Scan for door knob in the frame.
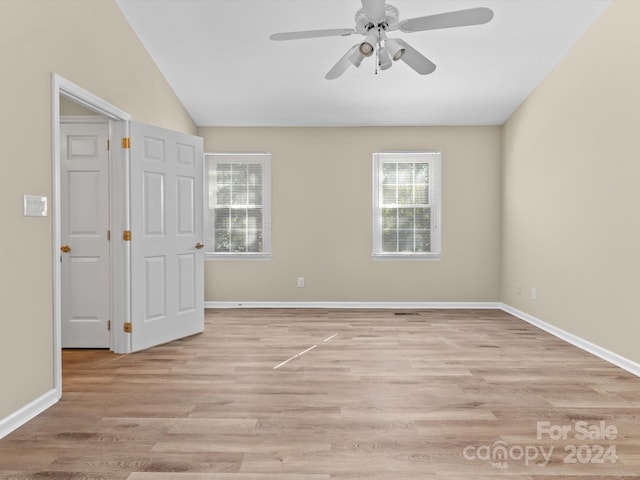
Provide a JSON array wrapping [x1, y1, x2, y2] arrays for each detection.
[[195, 242, 204, 250], [61, 244, 71, 253]]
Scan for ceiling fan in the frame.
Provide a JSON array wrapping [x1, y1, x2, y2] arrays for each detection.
[[270, 0, 494, 80]]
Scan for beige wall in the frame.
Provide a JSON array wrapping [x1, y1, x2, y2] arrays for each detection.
[[501, 0, 640, 362], [200, 126, 502, 303], [60, 97, 100, 116], [0, 0, 195, 419]]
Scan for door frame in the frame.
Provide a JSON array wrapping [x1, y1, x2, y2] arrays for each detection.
[[52, 74, 132, 398]]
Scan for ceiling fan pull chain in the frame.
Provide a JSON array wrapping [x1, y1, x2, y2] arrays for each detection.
[[375, 31, 380, 75]]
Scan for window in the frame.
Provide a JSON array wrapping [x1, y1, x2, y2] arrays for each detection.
[[372, 152, 441, 259], [205, 153, 271, 258]]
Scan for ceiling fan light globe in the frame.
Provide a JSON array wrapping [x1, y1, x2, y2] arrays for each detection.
[[359, 41, 375, 57], [385, 38, 405, 61], [359, 30, 379, 57]]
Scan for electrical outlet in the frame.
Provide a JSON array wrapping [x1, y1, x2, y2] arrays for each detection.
[[531, 287, 537, 300], [297, 277, 305, 288], [516, 283, 522, 295]]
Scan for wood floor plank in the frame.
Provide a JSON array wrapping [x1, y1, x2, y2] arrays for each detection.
[[1, 308, 640, 478], [127, 474, 331, 480]]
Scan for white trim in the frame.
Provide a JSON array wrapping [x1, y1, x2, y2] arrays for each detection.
[[54, 74, 131, 120], [205, 301, 502, 309], [51, 74, 133, 411], [0, 389, 58, 439], [501, 303, 640, 378], [60, 115, 109, 124], [372, 152, 442, 258], [204, 152, 272, 257], [205, 152, 270, 157], [372, 254, 442, 261], [109, 119, 132, 354], [205, 253, 272, 261], [51, 77, 63, 403]]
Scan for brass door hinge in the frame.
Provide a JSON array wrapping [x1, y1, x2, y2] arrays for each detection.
[[124, 322, 132, 333], [123, 230, 132, 241], [122, 137, 131, 149]]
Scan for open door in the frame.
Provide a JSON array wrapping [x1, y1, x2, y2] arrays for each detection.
[[129, 122, 204, 351]]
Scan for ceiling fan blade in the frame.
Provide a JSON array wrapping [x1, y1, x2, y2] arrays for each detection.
[[270, 28, 355, 41], [399, 7, 494, 33], [361, 0, 387, 22], [396, 39, 436, 75], [325, 45, 359, 80]]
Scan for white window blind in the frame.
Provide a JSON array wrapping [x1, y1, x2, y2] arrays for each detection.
[[205, 153, 271, 259], [372, 152, 441, 259]]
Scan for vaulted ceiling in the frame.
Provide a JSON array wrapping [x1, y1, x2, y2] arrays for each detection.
[[115, 0, 610, 127]]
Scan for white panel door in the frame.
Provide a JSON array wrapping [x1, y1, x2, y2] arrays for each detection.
[[60, 123, 111, 348], [130, 122, 204, 352]]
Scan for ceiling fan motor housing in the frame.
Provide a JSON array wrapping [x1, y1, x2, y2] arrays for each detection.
[[355, 4, 400, 34]]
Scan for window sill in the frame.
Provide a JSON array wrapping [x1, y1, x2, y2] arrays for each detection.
[[206, 253, 272, 261], [372, 253, 442, 262]]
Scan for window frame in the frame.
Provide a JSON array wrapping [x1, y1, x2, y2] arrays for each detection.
[[204, 152, 272, 260], [372, 152, 442, 260]]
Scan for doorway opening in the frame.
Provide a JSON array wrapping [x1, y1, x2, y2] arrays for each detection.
[[52, 73, 206, 398], [52, 74, 132, 398]]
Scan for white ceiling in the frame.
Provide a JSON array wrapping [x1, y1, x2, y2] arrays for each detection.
[[115, 0, 610, 127]]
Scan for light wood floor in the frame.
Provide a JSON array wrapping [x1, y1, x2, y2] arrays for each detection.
[[1, 308, 640, 479]]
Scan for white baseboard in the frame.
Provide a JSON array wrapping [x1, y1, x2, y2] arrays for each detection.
[[501, 303, 640, 378], [205, 301, 502, 309], [0, 389, 59, 439]]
